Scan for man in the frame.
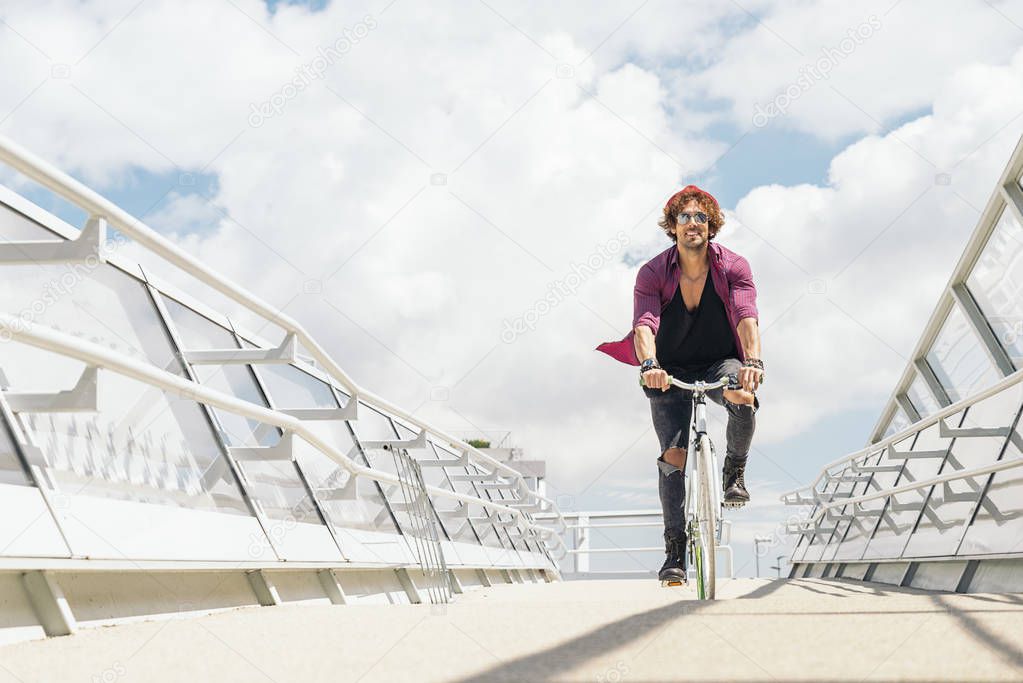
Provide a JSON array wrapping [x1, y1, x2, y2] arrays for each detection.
[[597, 184, 764, 584]]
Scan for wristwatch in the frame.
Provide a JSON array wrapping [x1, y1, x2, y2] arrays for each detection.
[[640, 358, 660, 374]]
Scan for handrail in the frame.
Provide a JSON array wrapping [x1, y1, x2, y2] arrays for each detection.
[[0, 314, 567, 559], [780, 368, 1023, 503], [552, 509, 734, 577], [0, 134, 562, 526], [806, 456, 1023, 520], [546, 509, 663, 520]]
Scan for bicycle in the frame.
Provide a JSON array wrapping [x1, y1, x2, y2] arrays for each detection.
[[639, 372, 742, 600]]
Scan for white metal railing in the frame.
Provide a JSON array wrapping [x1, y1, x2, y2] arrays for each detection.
[[0, 314, 566, 554], [0, 134, 560, 517], [782, 368, 1023, 561], [0, 134, 568, 560], [548, 510, 733, 579], [781, 368, 1023, 508]]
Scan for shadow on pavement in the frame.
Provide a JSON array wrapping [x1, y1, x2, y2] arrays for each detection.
[[454, 579, 789, 683]]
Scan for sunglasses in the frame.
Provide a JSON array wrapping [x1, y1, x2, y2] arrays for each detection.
[[676, 212, 709, 225]]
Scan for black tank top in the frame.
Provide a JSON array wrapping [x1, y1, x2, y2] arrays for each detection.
[[655, 270, 738, 374]]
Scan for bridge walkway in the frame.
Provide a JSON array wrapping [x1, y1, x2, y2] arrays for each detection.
[[0, 578, 1021, 682]]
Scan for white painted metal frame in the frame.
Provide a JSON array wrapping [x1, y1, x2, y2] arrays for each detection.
[[784, 359, 1023, 567], [784, 135, 1023, 575], [0, 314, 566, 557], [0, 133, 567, 569], [0, 134, 558, 519], [869, 135, 1023, 443], [550, 510, 734, 580]]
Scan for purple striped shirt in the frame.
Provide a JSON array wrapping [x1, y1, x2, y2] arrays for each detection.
[[596, 241, 759, 366]]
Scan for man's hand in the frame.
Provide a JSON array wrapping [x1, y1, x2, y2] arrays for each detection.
[[738, 366, 763, 393], [642, 368, 671, 392]]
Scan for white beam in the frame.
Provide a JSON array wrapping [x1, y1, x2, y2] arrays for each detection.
[[0, 215, 105, 265], [183, 333, 297, 365]]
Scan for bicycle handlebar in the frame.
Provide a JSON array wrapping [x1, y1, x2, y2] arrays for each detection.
[[638, 372, 741, 392]]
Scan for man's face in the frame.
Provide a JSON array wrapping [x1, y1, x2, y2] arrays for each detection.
[[674, 199, 709, 250]]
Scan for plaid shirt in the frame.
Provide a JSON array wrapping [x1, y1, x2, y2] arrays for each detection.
[[596, 241, 759, 366]]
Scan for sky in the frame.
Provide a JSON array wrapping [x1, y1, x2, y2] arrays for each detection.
[[2, 0, 1023, 577]]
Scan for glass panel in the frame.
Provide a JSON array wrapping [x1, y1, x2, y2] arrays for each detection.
[[903, 383, 1023, 557], [816, 471, 857, 562], [16, 344, 247, 514], [863, 418, 956, 559], [0, 268, 183, 377], [831, 451, 884, 561], [0, 201, 61, 240], [907, 375, 941, 419], [413, 446, 466, 543], [257, 364, 337, 410], [342, 403, 407, 532], [391, 422, 456, 543], [958, 387, 1023, 556], [162, 297, 329, 524], [351, 403, 399, 441], [0, 247, 249, 514], [883, 406, 911, 439], [471, 460, 522, 551], [967, 205, 1023, 368], [798, 479, 842, 563], [162, 298, 276, 447], [243, 459, 324, 526], [431, 440, 509, 547], [261, 368, 400, 536], [926, 304, 1000, 403], [791, 529, 812, 563], [0, 418, 31, 486]]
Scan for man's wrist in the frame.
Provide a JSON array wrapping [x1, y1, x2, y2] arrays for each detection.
[[742, 357, 765, 385], [743, 357, 764, 371], [640, 358, 660, 373]]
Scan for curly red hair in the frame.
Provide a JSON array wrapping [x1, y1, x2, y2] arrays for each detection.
[[657, 189, 725, 242]]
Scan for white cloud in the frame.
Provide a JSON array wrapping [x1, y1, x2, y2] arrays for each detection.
[[1, 1, 1022, 553], [692, 0, 1023, 139]]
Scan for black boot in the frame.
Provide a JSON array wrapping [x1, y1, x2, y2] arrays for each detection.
[[658, 532, 688, 584], [722, 455, 750, 506], [657, 455, 688, 584]]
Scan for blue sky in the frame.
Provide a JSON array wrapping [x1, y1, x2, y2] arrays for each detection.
[[265, 0, 329, 13], [4, 0, 1023, 578]]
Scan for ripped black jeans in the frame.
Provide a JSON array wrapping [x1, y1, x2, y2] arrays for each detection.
[[643, 358, 758, 537]]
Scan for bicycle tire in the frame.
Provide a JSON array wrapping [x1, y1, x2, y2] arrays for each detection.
[[697, 433, 717, 599], [692, 533, 705, 600]]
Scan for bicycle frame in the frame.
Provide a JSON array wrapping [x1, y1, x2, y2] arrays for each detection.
[[682, 380, 724, 543], [642, 372, 735, 598]]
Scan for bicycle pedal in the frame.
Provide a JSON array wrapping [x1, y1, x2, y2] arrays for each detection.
[[722, 500, 748, 509], [660, 579, 687, 588]]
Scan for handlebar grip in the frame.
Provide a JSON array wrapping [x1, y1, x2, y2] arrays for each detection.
[[639, 372, 673, 388]]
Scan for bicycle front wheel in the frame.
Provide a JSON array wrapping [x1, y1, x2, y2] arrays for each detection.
[[696, 433, 717, 599]]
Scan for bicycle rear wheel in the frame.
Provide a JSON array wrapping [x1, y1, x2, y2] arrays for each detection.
[[696, 433, 717, 599]]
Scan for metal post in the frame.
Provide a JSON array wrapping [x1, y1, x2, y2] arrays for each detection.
[[753, 536, 771, 578], [575, 514, 589, 574]]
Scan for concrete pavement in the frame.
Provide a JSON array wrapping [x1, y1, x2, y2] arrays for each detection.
[[0, 578, 1021, 682]]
